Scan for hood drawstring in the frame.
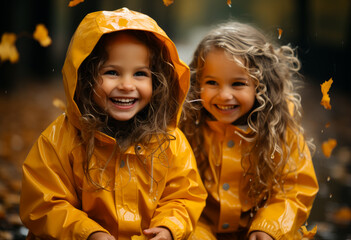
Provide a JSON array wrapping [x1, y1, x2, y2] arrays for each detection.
[[126, 155, 131, 185], [114, 154, 132, 190], [150, 154, 154, 195]]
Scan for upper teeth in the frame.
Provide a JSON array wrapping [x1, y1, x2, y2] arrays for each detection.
[[217, 105, 235, 110], [111, 98, 135, 105], [114, 98, 134, 103]]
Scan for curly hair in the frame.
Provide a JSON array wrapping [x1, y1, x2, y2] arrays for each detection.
[[180, 21, 314, 202], [75, 30, 179, 189]]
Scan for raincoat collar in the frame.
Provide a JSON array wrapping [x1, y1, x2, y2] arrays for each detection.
[[62, 8, 190, 135]]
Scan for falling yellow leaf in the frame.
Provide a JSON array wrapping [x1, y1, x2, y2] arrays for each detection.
[[320, 78, 333, 110], [277, 28, 283, 39], [131, 234, 147, 240], [333, 207, 351, 225], [322, 138, 337, 158], [0, 33, 19, 63], [33, 24, 52, 47], [68, 0, 84, 7], [52, 98, 66, 111], [227, 0, 232, 7], [301, 225, 317, 239], [163, 0, 174, 6]]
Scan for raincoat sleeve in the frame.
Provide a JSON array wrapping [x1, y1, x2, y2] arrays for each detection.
[[149, 128, 207, 240], [248, 132, 319, 239], [20, 124, 109, 240]]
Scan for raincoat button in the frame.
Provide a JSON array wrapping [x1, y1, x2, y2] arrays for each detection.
[[222, 223, 229, 229], [227, 140, 234, 148], [222, 183, 230, 190], [120, 160, 125, 168]]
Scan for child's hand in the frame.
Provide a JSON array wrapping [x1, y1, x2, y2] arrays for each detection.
[[88, 231, 116, 240], [248, 231, 273, 240], [143, 227, 172, 240]]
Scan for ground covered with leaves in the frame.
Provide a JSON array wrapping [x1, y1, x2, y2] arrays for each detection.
[[0, 80, 64, 239]]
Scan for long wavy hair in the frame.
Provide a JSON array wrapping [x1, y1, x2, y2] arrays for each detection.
[[181, 21, 314, 202], [75, 30, 179, 189]]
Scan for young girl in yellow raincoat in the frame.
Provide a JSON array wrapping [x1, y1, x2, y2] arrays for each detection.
[[181, 21, 319, 240], [19, 8, 207, 240]]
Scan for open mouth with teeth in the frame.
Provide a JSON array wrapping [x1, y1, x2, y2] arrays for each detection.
[[110, 98, 137, 106], [215, 104, 238, 110]]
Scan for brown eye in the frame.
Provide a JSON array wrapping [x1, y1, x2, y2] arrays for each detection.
[[232, 82, 246, 87], [205, 80, 217, 85], [104, 70, 118, 76], [134, 71, 148, 77]]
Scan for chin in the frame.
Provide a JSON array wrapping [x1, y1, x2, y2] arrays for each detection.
[[217, 119, 236, 124], [110, 115, 135, 122]]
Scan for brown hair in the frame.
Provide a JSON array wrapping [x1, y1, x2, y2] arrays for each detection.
[[75, 30, 180, 189]]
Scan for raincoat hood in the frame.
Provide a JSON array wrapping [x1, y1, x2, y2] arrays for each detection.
[[62, 8, 190, 130]]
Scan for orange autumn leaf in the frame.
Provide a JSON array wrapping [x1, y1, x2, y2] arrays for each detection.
[[52, 98, 66, 111], [227, 0, 232, 7], [68, 0, 84, 7], [325, 122, 331, 128], [277, 28, 283, 39], [320, 78, 333, 110], [333, 207, 351, 224], [0, 33, 19, 63], [33, 24, 52, 47], [301, 225, 317, 239], [322, 138, 337, 158], [163, 0, 174, 6]]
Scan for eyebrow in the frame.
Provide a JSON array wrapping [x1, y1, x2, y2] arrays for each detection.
[[202, 75, 248, 81], [232, 77, 249, 81], [136, 66, 151, 70], [100, 64, 150, 70], [202, 75, 216, 79]]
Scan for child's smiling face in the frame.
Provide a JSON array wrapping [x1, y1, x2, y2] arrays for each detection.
[[200, 48, 256, 124], [94, 32, 153, 122]]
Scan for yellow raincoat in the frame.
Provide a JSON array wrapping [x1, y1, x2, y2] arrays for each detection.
[[192, 121, 319, 240], [20, 8, 207, 240]]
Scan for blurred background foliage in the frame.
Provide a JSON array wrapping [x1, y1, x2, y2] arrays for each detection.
[[1, 0, 350, 91], [0, 0, 350, 239]]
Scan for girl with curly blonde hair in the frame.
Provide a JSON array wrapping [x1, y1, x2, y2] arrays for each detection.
[[181, 21, 319, 240]]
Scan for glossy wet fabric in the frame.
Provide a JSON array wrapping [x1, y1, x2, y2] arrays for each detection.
[[190, 121, 319, 240], [19, 8, 207, 240]]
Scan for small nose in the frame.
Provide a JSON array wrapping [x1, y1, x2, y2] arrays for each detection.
[[218, 88, 233, 100], [117, 77, 136, 91]]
